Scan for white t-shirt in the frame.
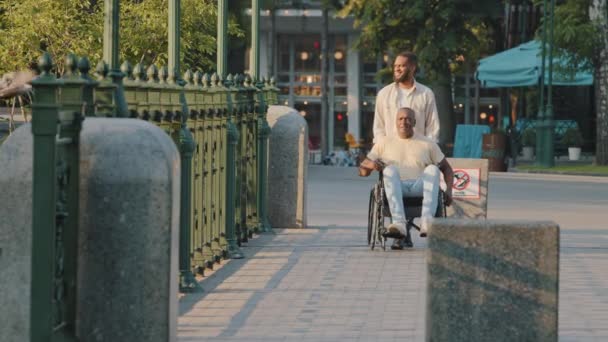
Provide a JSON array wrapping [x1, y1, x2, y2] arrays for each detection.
[[367, 134, 445, 180]]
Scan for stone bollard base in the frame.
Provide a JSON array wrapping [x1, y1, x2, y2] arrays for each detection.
[[267, 105, 308, 228], [426, 218, 559, 342]]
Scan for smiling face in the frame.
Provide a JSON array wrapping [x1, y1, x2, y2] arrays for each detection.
[[393, 55, 416, 84], [396, 108, 416, 139]]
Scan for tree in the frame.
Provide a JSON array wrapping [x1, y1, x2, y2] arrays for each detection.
[[542, 0, 608, 164], [339, 0, 501, 145], [0, 0, 243, 75]]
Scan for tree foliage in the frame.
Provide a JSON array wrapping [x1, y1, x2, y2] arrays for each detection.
[[537, 0, 608, 164], [338, 0, 501, 84], [338, 0, 501, 143], [533, 0, 601, 70], [0, 0, 244, 74]]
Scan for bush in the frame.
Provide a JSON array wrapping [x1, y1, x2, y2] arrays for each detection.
[[520, 128, 536, 147], [561, 127, 584, 147]]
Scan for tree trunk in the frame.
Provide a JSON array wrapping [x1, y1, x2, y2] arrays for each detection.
[[320, 7, 329, 156], [591, 0, 608, 165], [431, 65, 455, 148]]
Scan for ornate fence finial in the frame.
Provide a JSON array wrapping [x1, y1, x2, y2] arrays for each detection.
[[225, 73, 234, 88], [121, 61, 133, 80], [194, 71, 203, 87], [210, 73, 219, 88], [147, 65, 159, 83], [95, 61, 109, 80], [64, 53, 78, 77], [159, 65, 168, 84], [37, 52, 53, 77], [133, 63, 144, 82], [183, 69, 194, 85], [78, 57, 91, 78]]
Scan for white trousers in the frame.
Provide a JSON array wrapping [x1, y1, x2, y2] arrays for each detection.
[[383, 164, 440, 224]]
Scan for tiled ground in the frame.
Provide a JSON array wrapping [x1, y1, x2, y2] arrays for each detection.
[[178, 168, 608, 341], [179, 229, 430, 342]]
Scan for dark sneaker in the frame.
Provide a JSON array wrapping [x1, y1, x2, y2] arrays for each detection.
[[403, 233, 413, 247]]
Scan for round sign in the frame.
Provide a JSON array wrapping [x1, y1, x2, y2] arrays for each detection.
[[453, 169, 471, 191]]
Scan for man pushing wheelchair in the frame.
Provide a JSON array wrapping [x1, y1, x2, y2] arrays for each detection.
[[358, 107, 454, 249]]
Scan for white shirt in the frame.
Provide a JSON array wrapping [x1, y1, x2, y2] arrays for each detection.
[[373, 80, 440, 143], [367, 134, 445, 180]]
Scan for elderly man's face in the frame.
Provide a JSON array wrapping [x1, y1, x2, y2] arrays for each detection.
[[396, 110, 415, 138]]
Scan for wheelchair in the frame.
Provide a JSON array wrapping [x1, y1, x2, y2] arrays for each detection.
[[367, 170, 447, 250]]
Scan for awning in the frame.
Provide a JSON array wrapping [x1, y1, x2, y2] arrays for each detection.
[[475, 40, 594, 88]]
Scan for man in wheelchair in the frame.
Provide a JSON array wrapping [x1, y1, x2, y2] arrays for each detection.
[[358, 107, 454, 249]]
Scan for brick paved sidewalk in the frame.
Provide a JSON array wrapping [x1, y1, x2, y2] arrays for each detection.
[[179, 229, 430, 342], [178, 167, 608, 342]]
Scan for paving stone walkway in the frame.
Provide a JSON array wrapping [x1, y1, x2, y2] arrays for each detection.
[[178, 166, 608, 342], [179, 228, 430, 342]]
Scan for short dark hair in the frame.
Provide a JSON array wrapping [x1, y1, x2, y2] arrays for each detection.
[[395, 51, 418, 65]]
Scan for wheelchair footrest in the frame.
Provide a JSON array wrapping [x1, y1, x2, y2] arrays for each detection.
[[381, 231, 405, 239]]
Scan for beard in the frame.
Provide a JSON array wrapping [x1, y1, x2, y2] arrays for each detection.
[[394, 69, 413, 83]]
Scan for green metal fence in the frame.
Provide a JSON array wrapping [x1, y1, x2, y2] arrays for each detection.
[[29, 52, 93, 342]]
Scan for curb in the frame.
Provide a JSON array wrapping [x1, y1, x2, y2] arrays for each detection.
[[508, 167, 608, 178]]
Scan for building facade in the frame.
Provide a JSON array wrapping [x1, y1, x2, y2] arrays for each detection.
[[258, 8, 387, 152]]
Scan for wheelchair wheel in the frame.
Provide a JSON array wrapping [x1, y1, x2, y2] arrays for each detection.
[[367, 188, 374, 245], [434, 190, 447, 218], [370, 183, 386, 250]]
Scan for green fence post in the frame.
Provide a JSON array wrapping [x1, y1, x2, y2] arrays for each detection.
[[133, 63, 149, 120], [256, 77, 272, 233], [243, 75, 258, 235], [30, 52, 79, 341], [225, 107, 245, 259], [57, 55, 86, 335], [94, 61, 117, 116], [120, 61, 139, 118], [78, 57, 98, 117], [219, 73, 244, 258]]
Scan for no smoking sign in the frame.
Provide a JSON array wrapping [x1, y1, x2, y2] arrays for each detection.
[[452, 168, 480, 199]]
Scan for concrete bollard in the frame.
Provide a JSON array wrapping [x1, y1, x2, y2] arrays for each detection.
[[0, 118, 180, 341], [76, 118, 180, 341], [426, 218, 559, 342], [0, 125, 35, 342], [266, 105, 308, 228]]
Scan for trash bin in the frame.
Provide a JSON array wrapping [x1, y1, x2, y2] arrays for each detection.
[[481, 132, 507, 172]]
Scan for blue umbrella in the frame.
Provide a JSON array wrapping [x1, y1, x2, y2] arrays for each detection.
[[475, 40, 593, 88]]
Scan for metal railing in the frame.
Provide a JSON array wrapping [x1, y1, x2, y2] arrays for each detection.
[[28, 53, 279, 340]]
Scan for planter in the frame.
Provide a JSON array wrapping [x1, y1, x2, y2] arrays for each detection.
[[568, 147, 581, 161], [522, 146, 534, 160], [481, 133, 507, 172]]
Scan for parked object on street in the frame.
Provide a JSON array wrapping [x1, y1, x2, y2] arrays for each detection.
[[482, 131, 507, 171], [520, 128, 536, 160]]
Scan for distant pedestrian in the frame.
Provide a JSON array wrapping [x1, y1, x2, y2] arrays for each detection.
[[373, 51, 440, 143]]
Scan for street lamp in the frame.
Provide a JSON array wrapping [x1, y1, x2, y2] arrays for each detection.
[[537, 0, 556, 167], [542, 0, 556, 167]]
